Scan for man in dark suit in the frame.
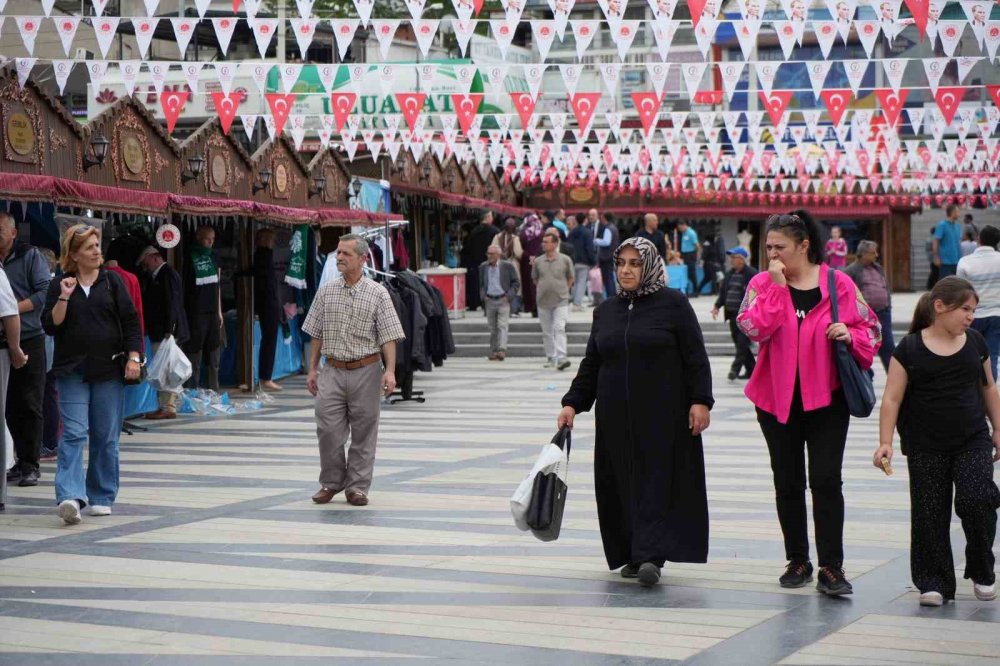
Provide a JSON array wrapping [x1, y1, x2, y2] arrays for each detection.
[[479, 245, 520, 361], [137, 246, 188, 420]]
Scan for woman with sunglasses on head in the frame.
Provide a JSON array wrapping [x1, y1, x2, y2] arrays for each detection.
[[737, 212, 882, 595]]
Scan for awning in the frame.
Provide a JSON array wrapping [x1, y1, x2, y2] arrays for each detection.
[[564, 204, 897, 220], [393, 182, 531, 216]]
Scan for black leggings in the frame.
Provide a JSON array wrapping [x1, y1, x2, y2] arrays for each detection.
[[757, 389, 850, 568]]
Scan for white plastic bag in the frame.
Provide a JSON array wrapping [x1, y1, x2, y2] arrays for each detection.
[[3, 419, 12, 472], [510, 441, 569, 531], [147, 336, 192, 393]]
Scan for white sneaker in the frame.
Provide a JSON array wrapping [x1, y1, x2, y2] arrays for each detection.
[[974, 583, 997, 601], [88, 505, 112, 517], [919, 591, 944, 607], [543, 360, 555, 368], [57, 500, 81, 525]]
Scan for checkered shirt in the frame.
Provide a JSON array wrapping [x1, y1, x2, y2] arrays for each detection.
[[302, 276, 405, 361]]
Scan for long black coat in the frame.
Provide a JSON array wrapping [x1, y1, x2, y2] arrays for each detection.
[[562, 287, 714, 569], [143, 264, 189, 344]]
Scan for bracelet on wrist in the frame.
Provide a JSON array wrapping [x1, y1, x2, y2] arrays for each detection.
[[58, 296, 69, 302]]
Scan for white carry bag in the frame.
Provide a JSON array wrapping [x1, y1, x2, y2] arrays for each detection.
[[3, 418, 12, 472], [510, 429, 570, 532], [147, 335, 192, 393]]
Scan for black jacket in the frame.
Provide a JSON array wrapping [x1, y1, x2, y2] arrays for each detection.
[[714, 265, 759, 319], [142, 263, 189, 343], [42, 269, 142, 383], [253, 246, 281, 321]]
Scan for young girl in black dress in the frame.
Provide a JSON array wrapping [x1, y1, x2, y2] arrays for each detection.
[[876, 277, 1000, 606]]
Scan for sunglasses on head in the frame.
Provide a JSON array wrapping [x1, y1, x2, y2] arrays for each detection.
[[766, 214, 804, 228]]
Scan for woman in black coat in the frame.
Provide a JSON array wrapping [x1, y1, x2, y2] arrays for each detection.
[[558, 237, 714, 587]]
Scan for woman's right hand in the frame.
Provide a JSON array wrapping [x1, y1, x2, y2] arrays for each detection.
[[60, 277, 77, 298], [557, 406, 576, 430], [873, 443, 893, 470], [768, 259, 787, 286]]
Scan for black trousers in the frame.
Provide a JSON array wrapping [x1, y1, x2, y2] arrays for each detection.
[[699, 262, 721, 295], [7, 335, 46, 473], [727, 314, 755, 377], [757, 389, 850, 568], [682, 252, 698, 295], [908, 448, 999, 599], [184, 312, 221, 392], [259, 312, 279, 382], [599, 260, 615, 298]]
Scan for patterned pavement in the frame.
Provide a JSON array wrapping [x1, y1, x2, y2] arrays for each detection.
[[1, 356, 998, 665]]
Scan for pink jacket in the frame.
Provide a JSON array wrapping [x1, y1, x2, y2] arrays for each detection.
[[737, 264, 882, 423]]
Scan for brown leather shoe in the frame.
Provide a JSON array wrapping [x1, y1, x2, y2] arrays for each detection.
[[346, 491, 369, 506], [312, 487, 337, 504], [145, 410, 176, 420]]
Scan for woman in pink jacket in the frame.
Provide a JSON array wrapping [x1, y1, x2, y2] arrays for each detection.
[[737, 212, 882, 596]]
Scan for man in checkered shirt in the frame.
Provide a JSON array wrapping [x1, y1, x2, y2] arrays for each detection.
[[303, 234, 404, 507]]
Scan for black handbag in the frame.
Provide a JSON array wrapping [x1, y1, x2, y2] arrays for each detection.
[[828, 269, 876, 418], [526, 427, 571, 542]]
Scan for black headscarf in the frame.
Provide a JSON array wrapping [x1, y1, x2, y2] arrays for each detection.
[[614, 237, 666, 300]]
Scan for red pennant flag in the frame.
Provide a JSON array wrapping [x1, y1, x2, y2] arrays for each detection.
[[875, 88, 909, 128], [819, 89, 853, 126], [934, 86, 966, 125], [688, 0, 708, 28], [904, 0, 929, 41], [211, 91, 242, 135], [631, 92, 662, 136], [232, 0, 241, 11], [759, 90, 793, 127], [395, 93, 426, 132], [265, 93, 296, 136], [473, 0, 485, 15], [160, 90, 189, 134], [569, 92, 602, 133], [986, 85, 1000, 109], [693, 91, 724, 105], [330, 92, 357, 133], [510, 92, 537, 129], [450, 94, 483, 136]]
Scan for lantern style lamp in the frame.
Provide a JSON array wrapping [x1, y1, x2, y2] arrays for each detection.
[[181, 154, 205, 184], [309, 175, 327, 198], [253, 167, 272, 194], [82, 133, 110, 171]]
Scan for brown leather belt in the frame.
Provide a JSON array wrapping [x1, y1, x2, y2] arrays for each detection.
[[327, 353, 381, 370]]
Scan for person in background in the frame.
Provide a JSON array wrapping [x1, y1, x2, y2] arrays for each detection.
[[479, 246, 519, 361], [533, 231, 574, 371], [552, 209, 569, 238], [712, 247, 758, 381], [0, 213, 51, 488], [464, 212, 499, 313], [138, 246, 188, 419], [0, 264, 27, 512], [518, 213, 545, 317], [697, 232, 726, 296], [103, 245, 145, 339], [253, 228, 283, 392], [933, 204, 964, 279], [491, 217, 524, 315], [184, 226, 223, 393], [844, 240, 895, 371], [42, 224, 141, 524], [961, 231, 978, 258], [958, 225, 1000, 380], [567, 214, 597, 310], [964, 213, 979, 243], [825, 226, 848, 269], [635, 213, 667, 260], [677, 221, 700, 297], [594, 211, 619, 298], [37, 248, 60, 463], [875, 277, 1000, 607], [738, 212, 881, 596]]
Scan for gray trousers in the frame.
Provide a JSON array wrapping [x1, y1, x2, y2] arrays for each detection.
[[0, 352, 10, 508], [315, 362, 383, 495], [572, 264, 590, 306], [484, 297, 510, 353]]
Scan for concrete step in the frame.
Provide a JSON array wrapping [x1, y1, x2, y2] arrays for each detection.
[[452, 341, 742, 358]]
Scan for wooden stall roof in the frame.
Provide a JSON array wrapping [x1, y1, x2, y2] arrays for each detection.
[[177, 118, 254, 204], [307, 147, 351, 209], [249, 135, 311, 211]]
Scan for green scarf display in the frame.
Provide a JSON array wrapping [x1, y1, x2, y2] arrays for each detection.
[[190, 245, 218, 286], [285, 225, 308, 289]]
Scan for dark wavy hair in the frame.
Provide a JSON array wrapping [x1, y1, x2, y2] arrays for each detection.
[[764, 210, 824, 265], [909, 276, 979, 334]]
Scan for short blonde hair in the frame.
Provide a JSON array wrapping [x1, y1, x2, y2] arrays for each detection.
[[60, 224, 101, 274]]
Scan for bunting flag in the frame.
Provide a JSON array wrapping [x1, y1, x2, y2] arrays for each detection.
[[631, 92, 662, 136], [451, 94, 483, 136], [54, 17, 80, 57], [160, 90, 189, 134], [905, 0, 930, 39], [171, 18, 198, 57], [412, 19, 439, 56], [211, 91, 242, 134], [265, 93, 296, 136], [211, 17, 238, 56], [52, 60, 73, 95], [371, 20, 400, 59], [396, 93, 426, 131], [875, 88, 908, 127], [248, 18, 278, 57], [15, 17, 41, 55], [760, 90, 793, 127], [511, 92, 538, 129], [330, 92, 357, 132], [132, 18, 159, 59], [93, 18, 120, 59], [570, 92, 602, 134], [820, 89, 853, 126], [331, 19, 360, 59], [290, 19, 318, 58], [934, 86, 965, 125]]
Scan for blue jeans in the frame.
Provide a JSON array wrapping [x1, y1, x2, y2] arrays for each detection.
[[55, 373, 124, 507], [876, 308, 896, 371], [972, 316, 1000, 382], [939, 264, 957, 279]]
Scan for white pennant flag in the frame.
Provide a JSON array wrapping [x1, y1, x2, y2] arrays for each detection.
[[755, 62, 778, 96], [343, 138, 359, 162], [531, 21, 558, 62], [211, 17, 237, 56], [455, 64, 478, 94], [486, 64, 509, 99], [348, 63, 366, 93], [693, 18, 718, 57], [523, 64, 547, 99], [938, 21, 965, 57], [143, 0, 160, 15], [354, 0, 375, 27], [570, 20, 600, 59], [802, 109, 822, 139], [296, 0, 314, 18], [52, 60, 74, 95], [412, 19, 439, 57], [331, 20, 359, 60], [371, 20, 400, 59], [405, 0, 427, 20], [560, 64, 582, 96], [318, 129, 331, 150], [193, 0, 212, 18], [290, 19, 318, 58], [120, 60, 140, 97], [15, 17, 41, 55], [807, 60, 832, 99], [882, 59, 906, 94], [41, 0, 55, 17], [451, 0, 473, 20], [491, 20, 518, 58], [613, 21, 642, 61], [599, 63, 621, 95], [183, 61, 204, 94], [172, 18, 199, 57], [813, 21, 838, 58], [243, 0, 261, 16], [957, 56, 981, 84], [316, 64, 337, 93], [922, 57, 948, 95], [248, 62, 271, 95], [132, 18, 159, 59], [843, 60, 867, 95], [86, 60, 109, 93], [650, 19, 679, 60], [54, 17, 80, 57], [719, 61, 744, 102], [734, 19, 761, 60], [417, 63, 438, 89], [646, 61, 670, 98], [91, 0, 108, 16], [278, 63, 302, 93], [93, 18, 119, 59], [773, 21, 798, 60], [263, 115, 276, 141], [905, 109, 923, 135], [682, 62, 708, 100], [452, 19, 476, 56], [148, 61, 168, 94], [377, 64, 396, 96], [984, 21, 1000, 61], [248, 18, 278, 58], [854, 21, 881, 57], [215, 62, 238, 96]]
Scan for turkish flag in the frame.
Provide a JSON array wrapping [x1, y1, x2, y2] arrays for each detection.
[[631, 92, 662, 136], [986, 85, 1000, 109], [232, 0, 241, 11], [473, 0, 485, 15], [904, 0, 929, 41], [934, 86, 966, 125], [819, 89, 853, 126], [451, 93, 483, 136], [160, 90, 189, 134], [875, 88, 909, 128], [510, 92, 537, 129], [693, 91, 723, 105], [759, 90, 793, 127], [211, 91, 241, 135], [265, 92, 296, 136], [570, 92, 602, 133], [395, 93, 426, 132], [330, 92, 357, 133]]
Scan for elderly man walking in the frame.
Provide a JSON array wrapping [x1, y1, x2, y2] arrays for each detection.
[[479, 245, 519, 361], [844, 240, 894, 371], [958, 225, 1000, 379], [304, 234, 405, 507], [533, 231, 574, 371]]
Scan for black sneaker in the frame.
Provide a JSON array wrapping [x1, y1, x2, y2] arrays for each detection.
[[816, 567, 853, 596], [779, 561, 814, 588], [5, 466, 22, 483], [637, 563, 661, 587], [18, 469, 39, 487], [727, 370, 738, 381]]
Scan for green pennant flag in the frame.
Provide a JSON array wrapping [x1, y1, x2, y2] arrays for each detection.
[[284, 225, 308, 289]]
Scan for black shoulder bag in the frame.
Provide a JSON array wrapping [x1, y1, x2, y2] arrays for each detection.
[[108, 273, 146, 386], [526, 427, 572, 542], [828, 269, 876, 417]]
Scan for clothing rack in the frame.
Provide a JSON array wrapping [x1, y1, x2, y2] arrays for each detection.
[[362, 265, 426, 405]]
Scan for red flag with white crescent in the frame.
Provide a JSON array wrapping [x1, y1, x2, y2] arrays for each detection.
[[688, 0, 708, 28], [819, 89, 853, 126], [265, 93, 296, 136], [569, 92, 602, 134], [395, 93, 426, 132], [473, 0, 484, 14], [160, 90, 189, 134], [510, 92, 537, 129], [330, 93, 357, 133], [934, 87, 965, 125], [986, 85, 1000, 109], [232, 0, 241, 10], [759, 90, 793, 127], [875, 88, 909, 128], [904, 0, 928, 41], [211, 91, 242, 135], [631, 92, 662, 136], [450, 94, 483, 136]]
